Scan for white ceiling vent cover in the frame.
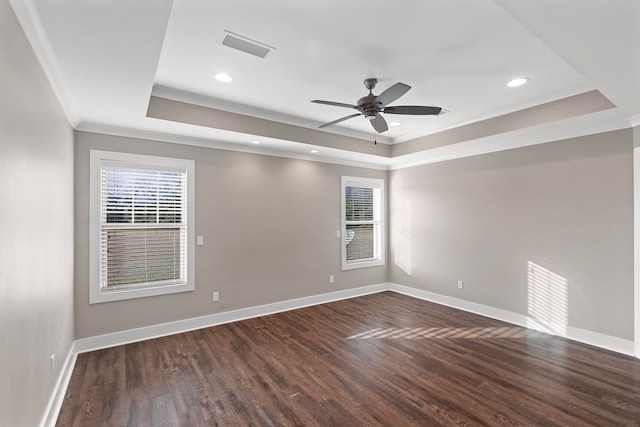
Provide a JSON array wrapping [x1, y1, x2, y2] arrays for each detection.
[[221, 31, 274, 58]]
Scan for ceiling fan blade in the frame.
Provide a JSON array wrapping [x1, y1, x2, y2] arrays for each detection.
[[370, 115, 388, 133], [319, 113, 362, 128], [311, 99, 359, 110], [375, 82, 411, 107], [383, 105, 443, 115]]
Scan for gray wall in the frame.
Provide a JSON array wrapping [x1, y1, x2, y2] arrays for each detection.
[[75, 128, 635, 341], [74, 132, 388, 338], [0, 2, 75, 426], [389, 129, 634, 339]]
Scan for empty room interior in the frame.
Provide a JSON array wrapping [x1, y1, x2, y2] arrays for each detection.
[[3, 0, 640, 426]]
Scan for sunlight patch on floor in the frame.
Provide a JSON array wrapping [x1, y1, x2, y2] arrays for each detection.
[[346, 326, 543, 340]]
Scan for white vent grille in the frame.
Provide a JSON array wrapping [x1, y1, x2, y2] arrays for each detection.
[[222, 32, 273, 58]]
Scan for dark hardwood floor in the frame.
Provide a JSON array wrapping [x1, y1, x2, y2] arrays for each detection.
[[57, 292, 640, 426]]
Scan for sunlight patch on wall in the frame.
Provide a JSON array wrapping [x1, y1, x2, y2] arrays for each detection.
[[391, 196, 412, 275], [526, 261, 569, 335], [347, 326, 544, 340]]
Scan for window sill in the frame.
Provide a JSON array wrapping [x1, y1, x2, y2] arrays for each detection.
[[89, 281, 194, 304], [342, 259, 385, 271]]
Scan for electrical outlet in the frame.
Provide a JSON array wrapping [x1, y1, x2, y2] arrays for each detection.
[[212, 291, 219, 302], [457, 280, 464, 289], [329, 275, 334, 284], [50, 353, 55, 374]]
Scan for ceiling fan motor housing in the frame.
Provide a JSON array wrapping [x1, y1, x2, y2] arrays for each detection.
[[357, 94, 380, 119]]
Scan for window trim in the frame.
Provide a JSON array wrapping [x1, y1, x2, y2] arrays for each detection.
[[341, 176, 385, 270], [89, 150, 195, 304]]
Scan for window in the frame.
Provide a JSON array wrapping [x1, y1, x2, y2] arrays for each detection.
[[341, 176, 384, 270], [90, 150, 195, 304]]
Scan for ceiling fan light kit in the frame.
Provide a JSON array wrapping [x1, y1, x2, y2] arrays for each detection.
[[312, 78, 443, 134]]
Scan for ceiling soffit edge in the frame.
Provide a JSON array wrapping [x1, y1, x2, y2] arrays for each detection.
[[151, 84, 394, 145], [391, 90, 615, 157], [74, 122, 390, 171], [629, 114, 640, 128], [79, 104, 631, 173], [388, 113, 631, 171], [146, 96, 392, 158]]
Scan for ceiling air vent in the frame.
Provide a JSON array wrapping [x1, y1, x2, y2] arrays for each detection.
[[221, 31, 274, 58]]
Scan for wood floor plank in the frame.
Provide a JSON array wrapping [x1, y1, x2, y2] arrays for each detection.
[[57, 292, 640, 426]]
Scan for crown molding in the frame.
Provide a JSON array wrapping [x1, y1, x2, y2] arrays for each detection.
[[388, 110, 632, 170], [78, 105, 632, 173], [76, 121, 391, 171], [9, 0, 81, 127]]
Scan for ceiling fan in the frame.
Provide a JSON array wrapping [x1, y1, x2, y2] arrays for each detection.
[[311, 78, 442, 133]]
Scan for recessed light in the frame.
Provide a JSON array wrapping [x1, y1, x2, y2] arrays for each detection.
[[310, 150, 319, 154], [251, 140, 261, 145], [507, 77, 529, 88], [214, 72, 233, 83], [389, 121, 401, 127]]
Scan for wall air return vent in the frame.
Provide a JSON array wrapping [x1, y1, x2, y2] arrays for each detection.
[[221, 31, 274, 58]]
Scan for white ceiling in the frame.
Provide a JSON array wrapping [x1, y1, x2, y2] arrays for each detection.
[[10, 0, 640, 168]]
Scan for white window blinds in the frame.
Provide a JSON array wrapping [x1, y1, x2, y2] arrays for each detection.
[[342, 176, 384, 270], [345, 185, 379, 261], [99, 164, 188, 290]]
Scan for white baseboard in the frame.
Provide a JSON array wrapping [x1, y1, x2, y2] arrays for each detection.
[[388, 283, 636, 357], [75, 281, 636, 357], [46, 281, 636, 426], [40, 342, 78, 427], [75, 283, 390, 353]]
